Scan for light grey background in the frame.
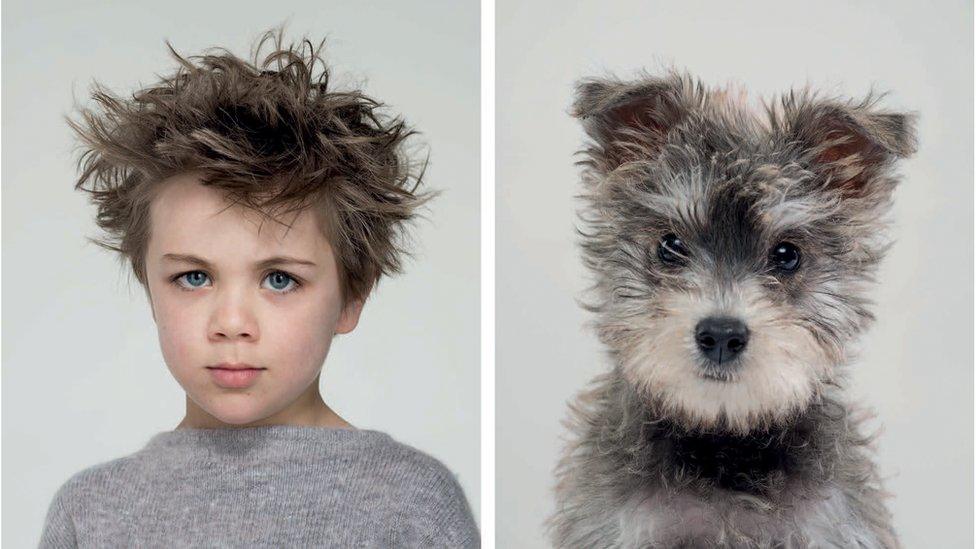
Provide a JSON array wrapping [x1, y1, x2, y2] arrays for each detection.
[[498, 0, 972, 547], [3, 1, 480, 546]]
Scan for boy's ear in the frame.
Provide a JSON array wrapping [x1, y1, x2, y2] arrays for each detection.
[[335, 298, 364, 335], [571, 72, 693, 171], [780, 93, 918, 198]]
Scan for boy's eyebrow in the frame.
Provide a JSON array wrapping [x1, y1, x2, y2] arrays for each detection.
[[162, 253, 318, 269]]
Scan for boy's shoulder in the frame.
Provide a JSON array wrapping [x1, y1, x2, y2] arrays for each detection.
[[357, 431, 479, 545], [350, 430, 464, 489], [347, 431, 474, 515], [46, 448, 145, 517], [57, 449, 143, 490]]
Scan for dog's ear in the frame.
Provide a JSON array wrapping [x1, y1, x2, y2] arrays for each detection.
[[571, 73, 693, 171], [779, 91, 918, 198]]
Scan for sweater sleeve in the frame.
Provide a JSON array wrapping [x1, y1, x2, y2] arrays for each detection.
[[38, 483, 78, 549], [393, 462, 480, 548]]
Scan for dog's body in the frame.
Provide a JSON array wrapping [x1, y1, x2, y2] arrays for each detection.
[[552, 370, 896, 548], [549, 71, 916, 548]]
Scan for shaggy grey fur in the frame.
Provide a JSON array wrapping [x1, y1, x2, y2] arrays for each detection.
[[549, 70, 917, 548]]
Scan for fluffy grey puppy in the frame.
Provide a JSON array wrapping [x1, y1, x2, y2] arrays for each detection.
[[548, 71, 917, 548]]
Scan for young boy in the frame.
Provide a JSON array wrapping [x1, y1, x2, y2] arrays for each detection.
[[39, 29, 479, 547]]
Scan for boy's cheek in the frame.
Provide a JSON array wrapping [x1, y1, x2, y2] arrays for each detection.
[[153, 302, 211, 373], [265, 323, 334, 372], [157, 324, 200, 375]]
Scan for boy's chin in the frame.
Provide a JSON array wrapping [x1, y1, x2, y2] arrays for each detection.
[[186, 395, 278, 428]]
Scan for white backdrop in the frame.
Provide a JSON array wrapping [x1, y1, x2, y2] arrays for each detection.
[[497, 0, 973, 547], [2, 1, 480, 546]]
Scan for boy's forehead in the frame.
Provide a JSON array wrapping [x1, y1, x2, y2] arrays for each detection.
[[149, 172, 330, 257]]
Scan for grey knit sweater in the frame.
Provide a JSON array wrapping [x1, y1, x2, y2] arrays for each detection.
[[38, 425, 479, 548]]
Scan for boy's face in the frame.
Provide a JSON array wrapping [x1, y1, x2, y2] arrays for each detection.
[[144, 172, 363, 428]]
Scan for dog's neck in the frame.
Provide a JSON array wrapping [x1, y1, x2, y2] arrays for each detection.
[[644, 405, 834, 496], [585, 369, 859, 501]]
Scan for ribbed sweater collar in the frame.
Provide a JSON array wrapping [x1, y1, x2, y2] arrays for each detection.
[[142, 425, 392, 462]]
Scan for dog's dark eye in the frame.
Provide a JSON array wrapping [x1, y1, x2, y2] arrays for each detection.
[[658, 233, 689, 265], [769, 242, 801, 272]]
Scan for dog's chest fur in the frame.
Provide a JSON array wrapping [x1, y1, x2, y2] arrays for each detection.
[[614, 479, 878, 548], [613, 423, 880, 547], [665, 427, 800, 494]]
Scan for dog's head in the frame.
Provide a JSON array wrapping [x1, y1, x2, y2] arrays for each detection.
[[573, 70, 916, 434]]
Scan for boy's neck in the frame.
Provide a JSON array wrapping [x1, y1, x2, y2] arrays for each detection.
[[175, 386, 353, 430]]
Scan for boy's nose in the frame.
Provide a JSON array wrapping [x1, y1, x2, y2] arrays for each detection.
[[210, 298, 258, 340], [694, 316, 749, 364]]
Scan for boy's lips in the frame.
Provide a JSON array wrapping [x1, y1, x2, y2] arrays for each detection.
[[208, 362, 266, 371], [207, 363, 265, 388]]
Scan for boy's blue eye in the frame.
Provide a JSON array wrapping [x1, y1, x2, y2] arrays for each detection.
[[172, 270, 301, 294], [263, 271, 297, 292], [181, 271, 210, 288]]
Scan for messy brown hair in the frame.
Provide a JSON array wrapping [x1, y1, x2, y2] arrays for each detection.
[[68, 27, 432, 302]]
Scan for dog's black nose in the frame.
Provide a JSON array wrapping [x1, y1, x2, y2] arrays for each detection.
[[695, 317, 749, 364]]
